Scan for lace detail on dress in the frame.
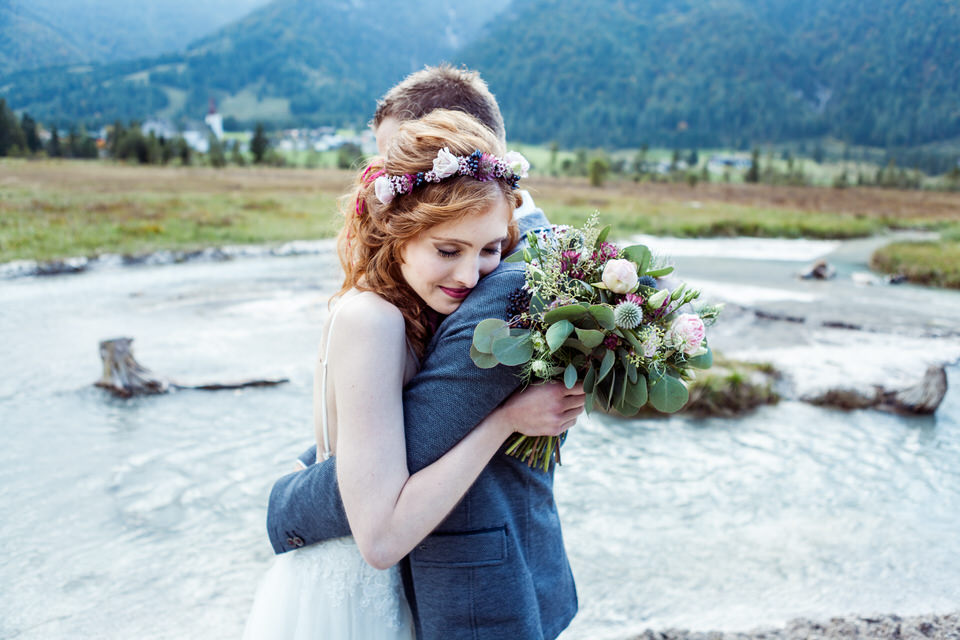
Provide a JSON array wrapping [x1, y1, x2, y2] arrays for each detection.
[[243, 536, 414, 639], [284, 537, 409, 631]]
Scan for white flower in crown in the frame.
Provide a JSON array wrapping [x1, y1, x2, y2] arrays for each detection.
[[374, 175, 396, 204], [432, 147, 460, 179], [503, 151, 530, 178]]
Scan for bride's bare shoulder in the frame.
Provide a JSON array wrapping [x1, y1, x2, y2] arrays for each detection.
[[331, 291, 405, 345]]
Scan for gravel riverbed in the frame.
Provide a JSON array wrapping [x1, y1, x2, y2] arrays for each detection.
[[634, 611, 960, 640]]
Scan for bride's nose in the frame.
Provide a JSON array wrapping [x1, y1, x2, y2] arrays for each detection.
[[452, 255, 481, 288]]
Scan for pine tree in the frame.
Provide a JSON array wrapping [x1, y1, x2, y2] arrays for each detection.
[[21, 113, 41, 153], [0, 99, 27, 156], [48, 126, 63, 157], [250, 123, 269, 164], [744, 148, 760, 183]]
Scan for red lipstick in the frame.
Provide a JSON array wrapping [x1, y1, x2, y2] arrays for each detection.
[[439, 286, 471, 300]]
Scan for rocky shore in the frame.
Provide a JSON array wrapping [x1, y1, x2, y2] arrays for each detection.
[[633, 611, 960, 640]]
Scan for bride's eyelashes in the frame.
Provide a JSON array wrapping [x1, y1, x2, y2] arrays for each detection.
[[435, 246, 502, 258]]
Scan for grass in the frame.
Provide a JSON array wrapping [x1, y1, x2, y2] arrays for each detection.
[[870, 240, 960, 289], [0, 160, 343, 262], [3, 159, 960, 275]]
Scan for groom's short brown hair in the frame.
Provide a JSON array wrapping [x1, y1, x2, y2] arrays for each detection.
[[373, 64, 506, 144]]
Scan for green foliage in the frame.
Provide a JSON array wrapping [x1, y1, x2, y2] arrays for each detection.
[[336, 142, 364, 170], [208, 136, 226, 168], [588, 156, 609, 187], [0, 99, 27, 156], [250, 123, 269, 164], [871, 240, 960, 289], [744, 149, 760, 183]]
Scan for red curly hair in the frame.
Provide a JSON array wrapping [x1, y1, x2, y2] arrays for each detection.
[[335, 110, 521, 357]]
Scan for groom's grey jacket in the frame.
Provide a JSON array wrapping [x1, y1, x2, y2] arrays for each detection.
[[267, 210, 577, 640]]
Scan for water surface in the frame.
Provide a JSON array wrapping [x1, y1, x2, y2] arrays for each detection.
[[2, 239, 958, 639]]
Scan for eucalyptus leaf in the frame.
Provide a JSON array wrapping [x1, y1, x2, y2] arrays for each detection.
[[584, 389, 595, 416], [470, 344, 500, 369], [578, 281, 595, 298], [546, 320, 575, 353], [491, 334, 534, 366], [473, 318, 510, 353], [624, 374, 648, 407], [562, 338, 592, 355], [622, 244, 651, 272], [505, 250, 526, 263], [621, 328, 644, 354], [687, 345, 713, 369], [618, 348, 638, 383], [529, 294, 547, 314], [575, 328, 605, 349], [595, 224, 611, 247], [645, 266, 674, 277], [563, 363, 578, 389], [544, 304, 590, 324], [588, 305, 616, 330], [604, 371, 616, 411], [583, 365, 597, 394], [648, 373, 689, 413], [597, 348, 616, 383]]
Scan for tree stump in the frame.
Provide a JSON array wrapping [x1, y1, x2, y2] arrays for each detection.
[[804, 364, 948, 415], [95, 338, 170, 397], [95, 337, 288, 398], [879, 365, 948, 415]]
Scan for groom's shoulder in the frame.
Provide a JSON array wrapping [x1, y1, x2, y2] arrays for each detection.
[[454, 261, 524, 320]]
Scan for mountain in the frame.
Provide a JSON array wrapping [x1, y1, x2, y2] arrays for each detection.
[[0, 0, 510, 128], [0, 0, 270, 72], [2, 0, 958, 151], [458, 0, 960, 148]]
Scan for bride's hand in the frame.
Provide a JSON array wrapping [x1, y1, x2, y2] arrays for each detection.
[[499, 381, 586, 437]]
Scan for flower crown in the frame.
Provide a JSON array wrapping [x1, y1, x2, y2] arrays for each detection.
[[373, 148, 530, 205]]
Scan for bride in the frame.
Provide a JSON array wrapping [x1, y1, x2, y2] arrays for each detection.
[[243, 110, 585, 639]]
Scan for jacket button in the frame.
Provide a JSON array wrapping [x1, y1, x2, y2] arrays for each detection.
[[286, 537, 296, 547], [292, 536, 305, 547]]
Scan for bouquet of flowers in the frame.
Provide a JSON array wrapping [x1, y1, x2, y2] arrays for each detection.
[[471, 215, 721, 470]]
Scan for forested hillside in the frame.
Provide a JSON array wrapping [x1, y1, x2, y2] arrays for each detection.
[[2, 0, 958, 151], [0, 0, 270, 72], [0, 0, 509, 127], [460, 0, 960, 148]]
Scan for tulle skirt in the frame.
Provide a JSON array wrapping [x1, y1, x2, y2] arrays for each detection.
[[243, 536, 415, 640]]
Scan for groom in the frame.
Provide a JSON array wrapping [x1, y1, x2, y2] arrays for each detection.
[[267, 65, 577, 640]]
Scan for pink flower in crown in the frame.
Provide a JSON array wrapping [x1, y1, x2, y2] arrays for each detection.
[[432, 147, 460, 179], [625, 293, 644, 305], [668, 313, 706, 356], [374, 175, 395, 204], [503, 151, 530, 178]]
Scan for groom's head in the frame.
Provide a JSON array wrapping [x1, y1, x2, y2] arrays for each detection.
[[373, 64, 505, 154]]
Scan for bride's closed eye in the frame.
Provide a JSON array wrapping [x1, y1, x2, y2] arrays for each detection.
[[436, 246, 502, 258]]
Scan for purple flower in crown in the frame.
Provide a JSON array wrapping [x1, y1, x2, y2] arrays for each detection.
[[478, 153, 497, 180]]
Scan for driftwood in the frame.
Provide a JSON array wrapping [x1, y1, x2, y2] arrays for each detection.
[[804, 365, 948, 415], [95, 337, 288, 398]]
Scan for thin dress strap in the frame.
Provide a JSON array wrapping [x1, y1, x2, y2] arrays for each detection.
[[318, 297, 353, 462]]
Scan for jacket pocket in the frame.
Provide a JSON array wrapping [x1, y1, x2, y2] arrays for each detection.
[[410, 525, 507, 568]]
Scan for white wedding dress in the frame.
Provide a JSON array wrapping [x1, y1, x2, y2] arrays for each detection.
[[243, 298, 415, 640]]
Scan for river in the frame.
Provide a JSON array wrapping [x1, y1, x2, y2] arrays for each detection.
[[1, 234, 958, 639]]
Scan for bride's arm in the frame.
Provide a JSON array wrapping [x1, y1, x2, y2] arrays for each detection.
[[329, 295, 581, 570]]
